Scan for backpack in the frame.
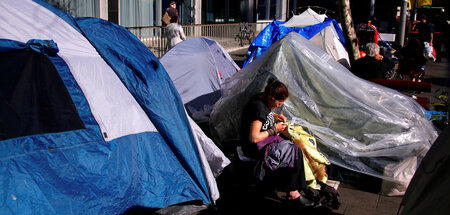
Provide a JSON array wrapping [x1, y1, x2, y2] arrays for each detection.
[[162, 12, 170, 27]]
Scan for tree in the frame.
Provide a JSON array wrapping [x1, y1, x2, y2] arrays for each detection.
[[338, 0, 360, 64]]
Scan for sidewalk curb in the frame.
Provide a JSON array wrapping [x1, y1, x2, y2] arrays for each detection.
[[225, 45, 249, 53]]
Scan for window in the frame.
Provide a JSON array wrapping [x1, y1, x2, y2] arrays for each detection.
[[46, 0, 99, 17], [0, 49, 85, 141]]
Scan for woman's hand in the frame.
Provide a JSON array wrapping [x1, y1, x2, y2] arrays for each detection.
[[275, 122, 287, 133], [273, 113, 287, 123], [374, 54, 383, 61]]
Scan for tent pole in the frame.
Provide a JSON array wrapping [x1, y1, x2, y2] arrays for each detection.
[[369, 0, 375, 21]]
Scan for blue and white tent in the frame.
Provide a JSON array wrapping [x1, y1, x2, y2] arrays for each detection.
[[0, 0, 229, 214], [243, 8, 349, 67]]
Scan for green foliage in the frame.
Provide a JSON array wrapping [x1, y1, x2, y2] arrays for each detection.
[[430, 89, 449, 129]]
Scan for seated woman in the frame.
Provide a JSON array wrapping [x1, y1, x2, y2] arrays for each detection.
[[350, 43, 395, 80], [240, 78, 314, 206]]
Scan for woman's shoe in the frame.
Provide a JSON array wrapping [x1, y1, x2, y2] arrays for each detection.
[[288, 191, 315, 207]]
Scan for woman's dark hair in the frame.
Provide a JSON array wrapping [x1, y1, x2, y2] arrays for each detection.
[[264, 78, 289, 100]]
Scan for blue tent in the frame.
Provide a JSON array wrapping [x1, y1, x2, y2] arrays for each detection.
[[0, 0, 222, 213], [242, 18, 346, 67]]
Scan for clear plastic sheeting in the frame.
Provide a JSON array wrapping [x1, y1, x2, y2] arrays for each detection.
[[209, 33, 437, 186]]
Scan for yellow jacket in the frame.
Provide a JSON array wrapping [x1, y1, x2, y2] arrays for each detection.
[[282, 123, 330, 188]]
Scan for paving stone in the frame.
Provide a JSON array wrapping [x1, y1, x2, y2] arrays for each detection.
[[343, 205, 379, 215], [338, 187, 379, 209], [376, 195, 403, 215]]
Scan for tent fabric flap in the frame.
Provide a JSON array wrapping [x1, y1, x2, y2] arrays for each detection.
[[1, 130, 206, 214], [399, 126, 450, 214], [0, 39, 85, 141]]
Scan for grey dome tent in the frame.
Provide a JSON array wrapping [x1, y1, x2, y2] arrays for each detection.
[[160, 37, 240, 123], [209, 32, 437, 194]]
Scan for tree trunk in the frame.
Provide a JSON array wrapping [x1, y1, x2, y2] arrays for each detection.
[[338, 0, 360, 64]]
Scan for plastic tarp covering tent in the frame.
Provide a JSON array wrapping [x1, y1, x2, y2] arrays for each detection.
[[160, 37, 240, 123], [0, 0, 229, 214], [242, 9, 349, 68], [210, 33, 437, 189], [282, 8, 327, 27]]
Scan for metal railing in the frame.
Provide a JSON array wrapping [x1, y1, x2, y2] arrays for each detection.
[[127, 22, 271, 58]]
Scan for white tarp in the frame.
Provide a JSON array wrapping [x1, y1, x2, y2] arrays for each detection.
[[283, 8, 326, 27], [282, 8, 350, 67]]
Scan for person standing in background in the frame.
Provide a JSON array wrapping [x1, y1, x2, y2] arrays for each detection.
[[432, 12, 446, 62], [162, 1, 178, 26], [165, 15, 185, 50], [415, 14, 434, 46], [167, 1, 178, 22]]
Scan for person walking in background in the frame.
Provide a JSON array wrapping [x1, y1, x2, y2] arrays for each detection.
[[395, 38, 427, 82], [414, 14, 436, 63], [432, 12, 446, 62], [165, 15, 185, 50], [166, 1, 178, 21], [415, 14, 434, 47], [162, 1, 178, 26]]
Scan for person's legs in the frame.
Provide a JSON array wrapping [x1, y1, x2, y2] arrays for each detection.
[[286, 151, 315, 206], [262, 145, 314, 206], [288, 151, 307, 191], [266, 148, 307, 195]]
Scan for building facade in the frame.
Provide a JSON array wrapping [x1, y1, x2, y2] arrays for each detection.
[[46, 0, 294, 27]]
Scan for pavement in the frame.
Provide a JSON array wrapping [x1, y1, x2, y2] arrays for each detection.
[[224, 45, 249, 67], [419, 56, 450, 113], [210, 43, 449, 215]]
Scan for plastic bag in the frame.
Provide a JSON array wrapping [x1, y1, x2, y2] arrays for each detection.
[[423, 42, 436, 62]]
